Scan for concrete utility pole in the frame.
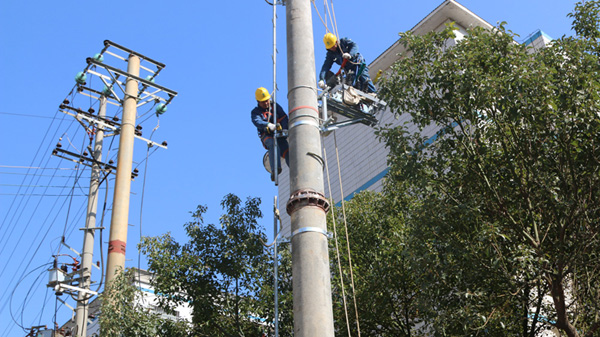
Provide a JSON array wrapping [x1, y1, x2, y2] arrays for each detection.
[[105, 54, 140, 284], [74, 96, 106, 337], [285, 0, 335, 336]]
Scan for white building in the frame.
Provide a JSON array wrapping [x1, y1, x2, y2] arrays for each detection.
[[56, 268, 192, 337], [277, 0, 552, 238]]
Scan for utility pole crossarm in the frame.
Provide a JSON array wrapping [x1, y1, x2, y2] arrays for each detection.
[[86, 58, 177, 98]]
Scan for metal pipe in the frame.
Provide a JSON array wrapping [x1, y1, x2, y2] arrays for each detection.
[[273, 196, 279, 337], [273, 0, 280, 186]]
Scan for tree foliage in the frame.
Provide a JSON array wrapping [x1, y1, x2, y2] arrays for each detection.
[[369, 1, 600, 336], [99, 268, 189, 337], [139, 193, 293, 336], [328, 191, 423, 336]]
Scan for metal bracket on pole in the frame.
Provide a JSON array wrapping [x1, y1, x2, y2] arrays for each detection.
[[61, 239, 81, 257], [55, 283, 99, 297], [292, 226, 333, 239], [56, 296, 76, 312], [59, 107, 168, 150]]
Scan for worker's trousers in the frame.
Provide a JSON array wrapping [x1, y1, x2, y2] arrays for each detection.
[[263, 136, 289, 173]]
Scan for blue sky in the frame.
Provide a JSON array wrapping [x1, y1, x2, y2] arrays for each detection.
[[0, 0, 578, 334]]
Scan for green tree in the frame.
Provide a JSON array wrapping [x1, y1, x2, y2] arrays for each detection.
[[377, 1, 600, 336], [139, 193, 292, 336], [99, 268, 189, 337], [328, 191, 423, 337]]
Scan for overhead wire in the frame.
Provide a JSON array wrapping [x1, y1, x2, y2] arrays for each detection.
[[0, 105, 74, 236], [1, 58, 113, 332], [0, 111, 59, 119], [0, 198, 88, 317], [7, 262, 53, 331], [0, 145, 88, 311], [137, 116, 161, 298], [1, 43, 167, 333], [0, 110, 82, 247], [18, 261, 53, 330]]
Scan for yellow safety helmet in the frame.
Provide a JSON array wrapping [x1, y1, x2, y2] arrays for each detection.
[[255, 87, 271, 102], [324, 33, 337, 49]]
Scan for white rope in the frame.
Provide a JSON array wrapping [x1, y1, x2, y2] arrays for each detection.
[[322, 134, 352, 337], [333, 131, 362, 337]]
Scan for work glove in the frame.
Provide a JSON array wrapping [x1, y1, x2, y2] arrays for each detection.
[[318, 80, 326, 89], [266, 123, 276, 133], [342, 52, 352, 59], [276, 123, 282, 131]]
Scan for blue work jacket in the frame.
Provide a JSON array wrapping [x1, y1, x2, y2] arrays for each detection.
[[251, 102, 289, 142], [319, 37, 360, 81]]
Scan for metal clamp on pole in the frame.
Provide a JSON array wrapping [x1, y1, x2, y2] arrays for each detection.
[[292, 226, 332, 239], [289, 119, 321, 131]]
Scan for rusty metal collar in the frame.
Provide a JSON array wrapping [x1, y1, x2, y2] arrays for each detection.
[[286, 189, 330, 215]]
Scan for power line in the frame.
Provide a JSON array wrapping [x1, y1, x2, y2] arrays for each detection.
[[0, 165, 83, 170], [0, 111, 58, 119]]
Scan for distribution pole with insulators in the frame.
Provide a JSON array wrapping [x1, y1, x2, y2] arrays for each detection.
[[105, 54, 140, 284], [285, 0, 335, 336], [74, 96, 106, 337]]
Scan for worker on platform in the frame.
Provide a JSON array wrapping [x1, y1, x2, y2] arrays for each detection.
[[251, 87, 289, 181], [318, 33, 377, 94]]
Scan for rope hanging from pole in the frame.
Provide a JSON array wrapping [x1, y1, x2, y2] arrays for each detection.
[[322, 130, 363, 337], [322, 134, 353, 337], [332, 131, 362, 337]]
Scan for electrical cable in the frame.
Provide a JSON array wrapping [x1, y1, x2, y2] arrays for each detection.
[[18, 261, 53, 330], [1, 63, 125, 333], [6, 262, 52, 331], [0, 111, 59, 119], [0, 189, 87, 316], [0, 99, 90, 334], [0, 115, 83, 254], [0, 160, 72, 265], [0, 109, 74, 236], [70, 170, 109, 303], [58, 143, 89, 249], [136, 118, 160, 301]]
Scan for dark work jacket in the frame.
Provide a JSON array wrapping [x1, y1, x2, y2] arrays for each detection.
[[251, 102, 289, 145], [319, 37, 360, 81]]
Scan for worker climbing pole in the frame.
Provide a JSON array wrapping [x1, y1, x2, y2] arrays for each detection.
[[251, 88, 290, 183], [251, 0, 289, 185]]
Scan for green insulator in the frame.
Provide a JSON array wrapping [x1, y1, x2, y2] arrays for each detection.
[[102, 85, 112, 95], [156, 103, 167, 115], [75, 72, 87, 84], [145, 75, 155, 83], [93, 53, 104, 62]]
